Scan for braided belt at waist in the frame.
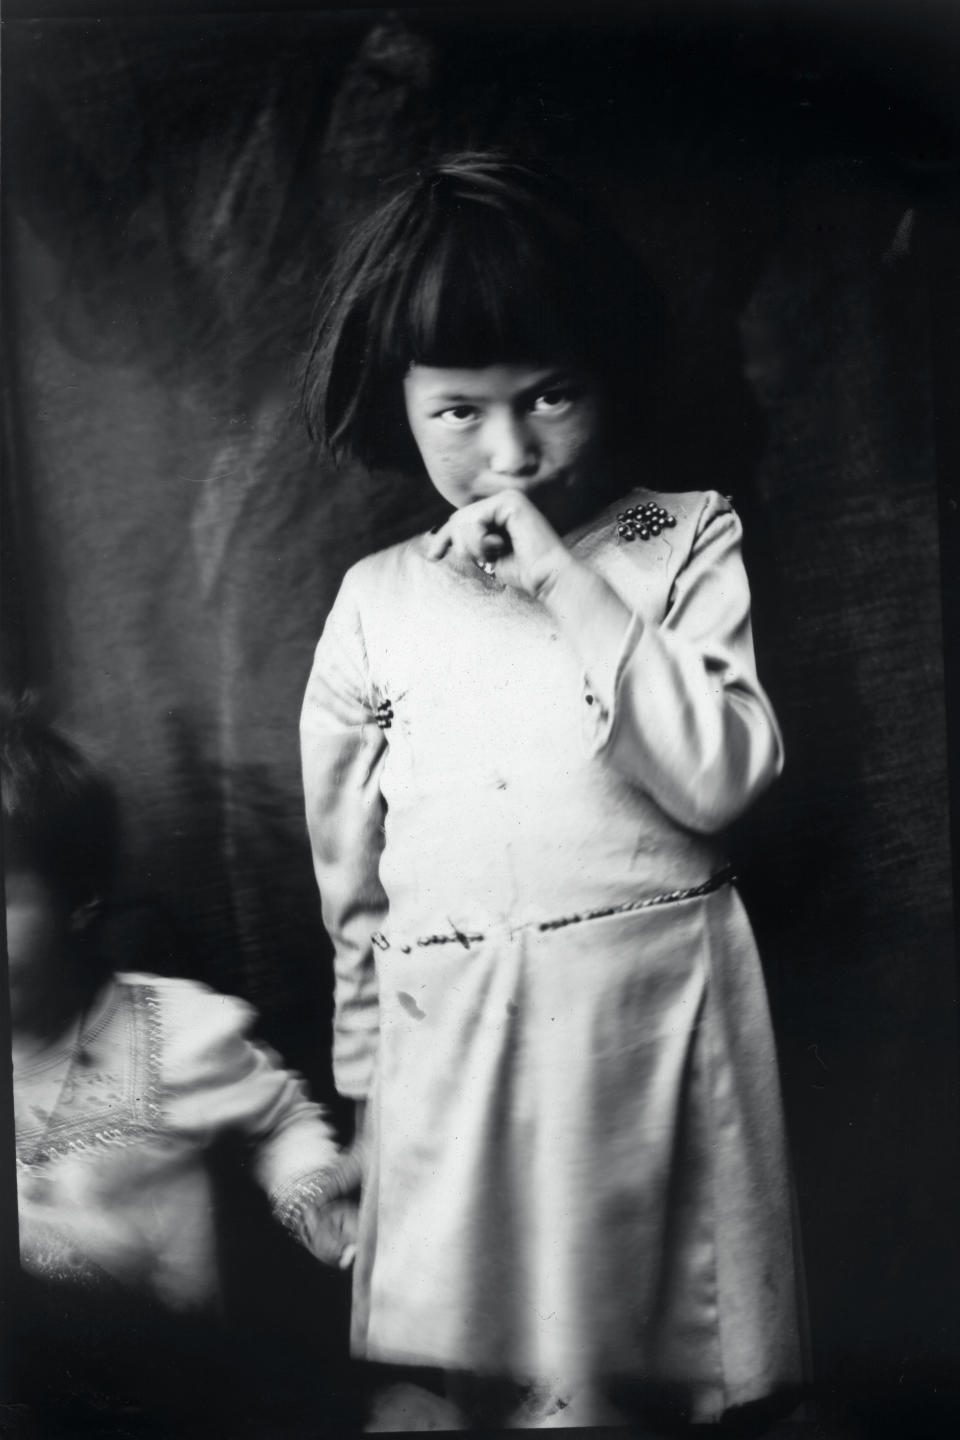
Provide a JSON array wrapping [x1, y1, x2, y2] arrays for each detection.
[[371, 866, 737, 955]]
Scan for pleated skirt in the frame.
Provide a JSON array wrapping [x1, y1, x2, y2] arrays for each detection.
[[350, 885, 804, 1423]]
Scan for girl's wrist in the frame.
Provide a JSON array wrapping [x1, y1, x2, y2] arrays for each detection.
[[532, 547, 579, 606], [536, 553, 634, 682]]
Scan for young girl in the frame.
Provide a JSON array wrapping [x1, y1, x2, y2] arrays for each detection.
[[299, 153, 804, 1431]]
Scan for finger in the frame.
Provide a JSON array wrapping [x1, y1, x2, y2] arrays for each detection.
[[338, 1243, 358, 1270], [430, 517, 488, 566], [480, 529, 510, 561], [487, 554, 522, 591], [427, 503, 514, 565], [425, 523, 454, 560], [455, 512, 511, 563]]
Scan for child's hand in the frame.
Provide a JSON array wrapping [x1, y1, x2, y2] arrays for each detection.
[[301, 1195, 359, 1270], [426, 490, 573, 600]]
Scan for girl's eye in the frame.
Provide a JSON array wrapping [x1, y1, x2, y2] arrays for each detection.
[[531, 388, 578, 414], [437, 405, 479, 426]]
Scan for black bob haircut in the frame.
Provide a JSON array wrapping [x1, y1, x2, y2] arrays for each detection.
[[1, 693, 118, 912], [299, 152, 670, 472]]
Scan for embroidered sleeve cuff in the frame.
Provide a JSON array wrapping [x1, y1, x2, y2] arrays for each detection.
[[270, 1151, 364, 1242]]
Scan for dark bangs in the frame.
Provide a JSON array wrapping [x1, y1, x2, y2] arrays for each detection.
[[395, 201, 591, 373]]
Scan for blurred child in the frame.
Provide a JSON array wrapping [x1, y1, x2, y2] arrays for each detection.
[[3, 692, 359, 1315]]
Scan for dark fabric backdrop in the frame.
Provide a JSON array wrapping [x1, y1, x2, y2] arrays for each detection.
[[2, 3, 959, 1430]]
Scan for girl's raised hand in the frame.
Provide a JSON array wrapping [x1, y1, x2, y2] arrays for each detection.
[[426, 490, 573, 600]]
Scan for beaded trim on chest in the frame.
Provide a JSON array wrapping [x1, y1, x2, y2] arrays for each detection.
[[16, 983, 166, 1170]]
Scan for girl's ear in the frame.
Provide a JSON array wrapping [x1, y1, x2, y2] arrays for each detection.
[[70, 896, 103, 933]]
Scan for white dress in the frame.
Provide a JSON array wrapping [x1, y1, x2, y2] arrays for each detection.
[[14, 972, 358, 1309], [300, 487, 804, 1421]]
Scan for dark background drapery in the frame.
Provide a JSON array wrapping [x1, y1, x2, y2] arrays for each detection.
[[2, 2, 959, 1431]]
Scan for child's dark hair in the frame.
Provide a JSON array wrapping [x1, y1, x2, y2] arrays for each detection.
[[1, 693, 118, 912], [300, 151, 668, 472]]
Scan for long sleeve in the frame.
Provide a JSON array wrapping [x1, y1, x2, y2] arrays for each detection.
[[300, 566, 389, 1100], [155, 977, 362, 1227], [544, 491, 783, 834]]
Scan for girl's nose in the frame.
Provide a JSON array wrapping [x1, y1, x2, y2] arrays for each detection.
[[487, 413, 538, 478]]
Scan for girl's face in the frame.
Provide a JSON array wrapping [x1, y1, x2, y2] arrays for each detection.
[[4, 867, 73, 1027], [403, 363, 602, 513]]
